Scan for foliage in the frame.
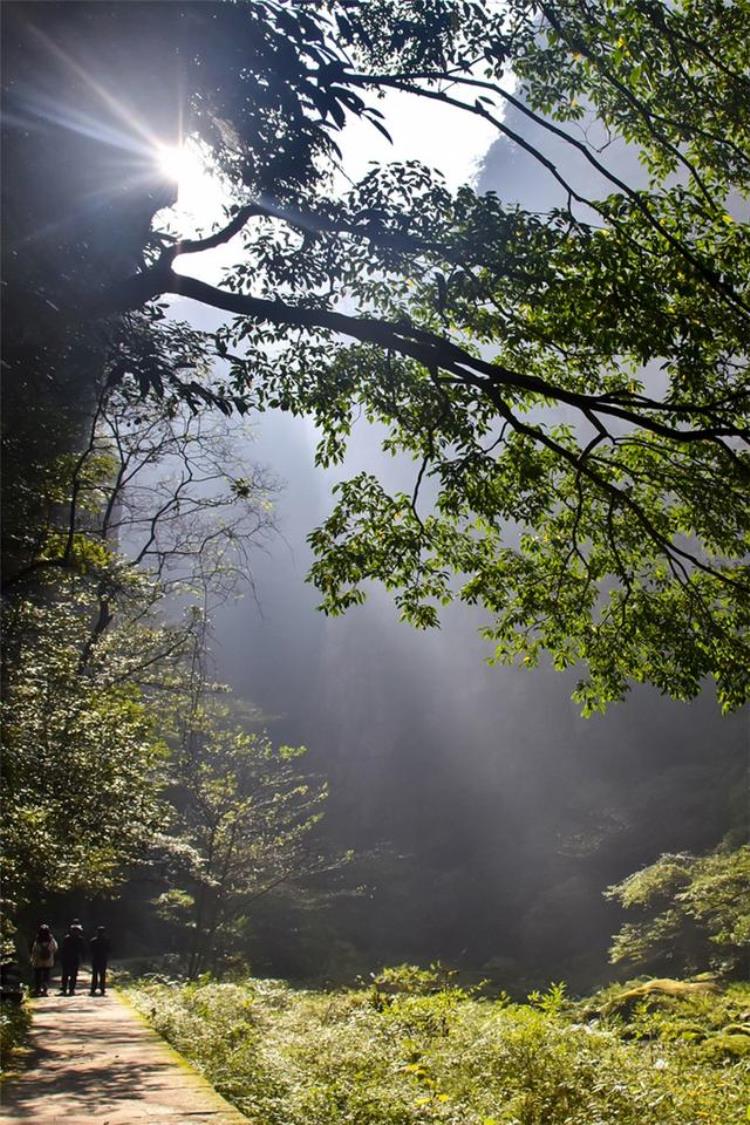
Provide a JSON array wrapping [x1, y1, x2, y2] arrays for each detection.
[[582, 978, 750, 1059], [5, 0, 750, 708], [153, 691, 333, 977], [4, 343, 278, 602], [371, 962, 463, 996], [130, 972, 750, 1124], [95, 0, 750, 712], [0, 1003, 31, 1071], [0, 312, 340, 972], [606, 843, 750, 976], [0, 358, 279, 921], [0, 586, 172, 915]]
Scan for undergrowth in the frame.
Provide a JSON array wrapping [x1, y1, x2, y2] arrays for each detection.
[[0, 1002, 31, 1071], [129, 967, 750, 1124]]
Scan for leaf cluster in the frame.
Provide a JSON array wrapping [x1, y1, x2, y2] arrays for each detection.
[[132, 0, 750, 711], [606, 842, 750, 975]]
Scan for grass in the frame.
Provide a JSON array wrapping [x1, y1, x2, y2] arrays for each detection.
[[128, 967, 750, 1124]]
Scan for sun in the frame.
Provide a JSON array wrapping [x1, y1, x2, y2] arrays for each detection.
[[155, 143, 222, 222], [157, 144, 204, 187]]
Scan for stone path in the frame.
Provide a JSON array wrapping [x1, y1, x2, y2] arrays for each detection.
[[0, 979, 248, 1123]]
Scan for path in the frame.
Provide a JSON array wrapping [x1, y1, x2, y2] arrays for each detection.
[[0, 978, 247, 1124]]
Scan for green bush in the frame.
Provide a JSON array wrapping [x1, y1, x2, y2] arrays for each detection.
[[0, 1002, 30, 1071], [129, 971, 750, 1124], [606, 845, 750, 976]]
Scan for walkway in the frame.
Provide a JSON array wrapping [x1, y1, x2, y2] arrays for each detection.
[[0, 982, 247, 1123]]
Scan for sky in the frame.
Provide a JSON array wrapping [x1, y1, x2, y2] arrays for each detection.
[[161, 84, 498, 285]]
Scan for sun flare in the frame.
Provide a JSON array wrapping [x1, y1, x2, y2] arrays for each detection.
[[157, 144, 204, 186], [155, 143, 222, 223]]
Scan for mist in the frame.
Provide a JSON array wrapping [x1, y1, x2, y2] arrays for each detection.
[[147, 91, 748, 990], [180, 119, 743, 990]]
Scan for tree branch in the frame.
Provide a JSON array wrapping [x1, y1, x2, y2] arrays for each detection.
[[112, 266, 747, 453]]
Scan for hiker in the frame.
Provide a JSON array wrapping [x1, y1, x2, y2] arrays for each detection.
[[59, 922, 87, 996], [30, 925, 57, 996], [89, 926, 110, 996]]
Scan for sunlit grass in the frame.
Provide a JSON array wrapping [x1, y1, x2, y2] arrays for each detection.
[[129, 971, 750, 1124]]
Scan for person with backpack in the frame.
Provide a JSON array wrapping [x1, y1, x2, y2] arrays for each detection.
[[89, 926, 110, 996], [30, 925, 57, 996], [59, 922, 86, 996]]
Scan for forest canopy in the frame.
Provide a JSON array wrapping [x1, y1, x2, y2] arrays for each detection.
[[3, 0, 749, 713]]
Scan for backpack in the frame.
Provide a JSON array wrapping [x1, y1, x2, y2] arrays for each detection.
[[36, 940, 51, 962]]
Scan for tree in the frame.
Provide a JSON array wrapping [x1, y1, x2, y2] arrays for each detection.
[[4, 0, 750, 710], [3, 315, 277, 600], [606, 842, 750, 977], [0, 346, 278, 925], [154, 695, 332, 978], [0, 585, 172, 922]]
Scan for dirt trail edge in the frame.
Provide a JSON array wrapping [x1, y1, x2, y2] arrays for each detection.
[[0, 986, 248, 1123]]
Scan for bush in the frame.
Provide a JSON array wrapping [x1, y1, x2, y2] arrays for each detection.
[[606, 845, 750, 976], [0, 1001, 30, 1071], [129, 971, 750, 1124]]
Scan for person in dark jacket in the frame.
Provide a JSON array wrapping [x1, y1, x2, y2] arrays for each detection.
[[89, 926, 110, 996], [59, 923, 87, 995]]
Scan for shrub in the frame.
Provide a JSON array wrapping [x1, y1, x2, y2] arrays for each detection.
[[129, 971, 750, 1124], [0, 1002, 30, 1071]]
